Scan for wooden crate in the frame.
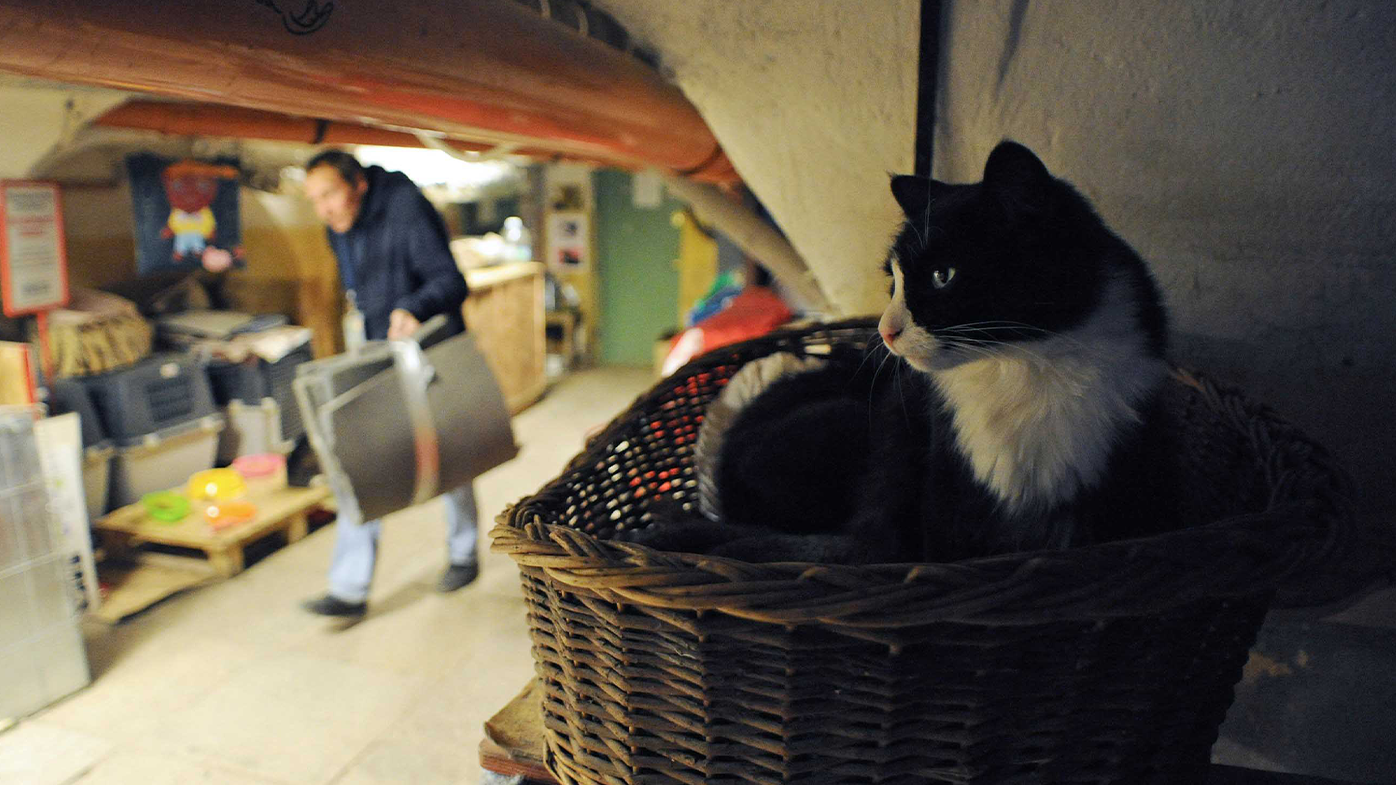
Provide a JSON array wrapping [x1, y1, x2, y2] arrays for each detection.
[[464, 262, 546, 413]]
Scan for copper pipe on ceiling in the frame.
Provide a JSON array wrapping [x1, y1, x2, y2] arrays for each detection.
[[0, 0, 738, 184], [93, 100, 603, 163]]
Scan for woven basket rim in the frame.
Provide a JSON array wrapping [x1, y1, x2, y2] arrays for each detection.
[[493, 318, 1355, 629]]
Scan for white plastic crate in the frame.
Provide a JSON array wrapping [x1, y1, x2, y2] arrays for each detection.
[[81, 444, 113, 521], [108, 414, 224, 508], [216, 398, 293, 466]]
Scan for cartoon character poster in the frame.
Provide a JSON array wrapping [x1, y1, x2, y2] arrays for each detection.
[[126, 153, 244, 275]]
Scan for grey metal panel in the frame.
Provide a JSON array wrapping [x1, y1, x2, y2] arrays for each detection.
[[0, 644, 43, 720], [294, 316, 517, 524], [26, 557, 73, 629], [0, 493, 24, 573], [32, 624, 90, 707], [0, 406, 42, 492], [14, 485, 55, 563], [423, 332, 518, 492], [0, 571, 36, 651], [329, 370, 417, 523]]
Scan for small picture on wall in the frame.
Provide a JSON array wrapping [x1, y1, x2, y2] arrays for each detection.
[[547, 211, 590, 270], [126, 153, 245, 275]]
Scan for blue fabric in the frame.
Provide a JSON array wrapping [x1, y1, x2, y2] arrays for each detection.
[[172, 231, 206, 258], [325, 165, 468, 340], [327, 484, 479, 603]]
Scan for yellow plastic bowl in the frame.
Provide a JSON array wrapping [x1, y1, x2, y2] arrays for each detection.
[[186, 468, 247, 501]]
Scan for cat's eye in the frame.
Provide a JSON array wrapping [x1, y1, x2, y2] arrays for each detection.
[[932, 267, 957, 289]]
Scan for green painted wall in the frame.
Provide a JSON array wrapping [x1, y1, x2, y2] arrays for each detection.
[[593, 169, 684, 367]]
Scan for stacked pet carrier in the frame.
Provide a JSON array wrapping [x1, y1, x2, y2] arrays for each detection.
[[207, 343, 312, 464], [155, 310, 312, 466], [77, 354, 224, 509], [45, 379, 115, 523]]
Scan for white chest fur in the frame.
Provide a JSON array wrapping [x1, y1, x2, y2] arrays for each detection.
[[928, 278, 1167, 514]]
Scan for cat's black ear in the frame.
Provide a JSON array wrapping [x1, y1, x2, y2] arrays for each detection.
[[890, 174, 948, 218], [983, 141, 1052, 217]]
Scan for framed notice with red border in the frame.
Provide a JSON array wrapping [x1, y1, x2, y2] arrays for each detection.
[[0, 180, 70, 317]]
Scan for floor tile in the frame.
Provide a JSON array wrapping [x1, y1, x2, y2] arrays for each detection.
[[333, 625, 538, 785], [0, 721, 113, 785], [147, 650, 424, 784], [293, 587, 531, 681], [330, 736, 476, 785], [72, 747, 285, 785], [38, 635, 260, 743]]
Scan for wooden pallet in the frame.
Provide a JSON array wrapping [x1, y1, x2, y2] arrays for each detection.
[[95, 484, 331, 577]]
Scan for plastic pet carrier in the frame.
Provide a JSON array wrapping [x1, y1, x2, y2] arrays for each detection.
[[45, 379, 115, 519], [207, 343, 312, 443], [215, 397, 294, 465], [108, 414, 224, 508], [80, 354, 218, 443], [80, 340, 226, 510]]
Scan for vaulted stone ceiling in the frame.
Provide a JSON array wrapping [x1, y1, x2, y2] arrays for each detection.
[[595, 1, 922, 316]]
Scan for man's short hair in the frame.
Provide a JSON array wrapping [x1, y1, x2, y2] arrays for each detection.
[[305, 149, 365, 185]]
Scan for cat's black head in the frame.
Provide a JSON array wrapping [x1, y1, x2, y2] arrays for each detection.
[[879, 141, 1166, 372]]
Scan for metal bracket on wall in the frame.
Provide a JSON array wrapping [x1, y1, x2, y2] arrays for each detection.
[[413, 131, 520, 164]]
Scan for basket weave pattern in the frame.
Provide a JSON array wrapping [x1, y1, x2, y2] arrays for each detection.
[[494, 320, 1350, 785]]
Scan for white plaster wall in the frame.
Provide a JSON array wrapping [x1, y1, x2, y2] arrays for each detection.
[[241, 187, 322, 230], [595, 0, 921, 316], [0, 82, 128, 179], [934, 1, 1395, 362], [932, 0, 1396, 535]]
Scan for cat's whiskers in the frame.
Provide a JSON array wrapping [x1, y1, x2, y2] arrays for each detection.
[[921, 189, 933, 252], [852, 333, 887, 380], [937, 337, 1009, 365], [944, 320, 1086, 346], [868, 349, 896, 428], [943, 323, 1094, 358], [903, 218, 929, 253], [941, 335, 1056, 369], [894, 355, 911, 425]]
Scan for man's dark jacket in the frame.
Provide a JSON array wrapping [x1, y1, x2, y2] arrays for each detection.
[[325, 165, 468, 341]]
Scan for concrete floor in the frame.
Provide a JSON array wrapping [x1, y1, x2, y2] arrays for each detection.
[[0, 366, 656, 785]]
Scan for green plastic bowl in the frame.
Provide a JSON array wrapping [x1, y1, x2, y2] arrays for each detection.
[[142, 490, 190, 523]]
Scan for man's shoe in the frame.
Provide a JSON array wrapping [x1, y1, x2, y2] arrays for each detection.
[[302, 594, 367, 617], [437, 561, 479, 593]]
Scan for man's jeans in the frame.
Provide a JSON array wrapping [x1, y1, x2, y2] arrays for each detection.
[[327, 483, 479, 603]]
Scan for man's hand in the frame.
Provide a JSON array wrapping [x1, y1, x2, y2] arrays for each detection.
[[387, 308, 421, 339]]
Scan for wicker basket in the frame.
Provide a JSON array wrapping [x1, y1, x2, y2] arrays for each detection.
[[493, 319, 1351, 785]]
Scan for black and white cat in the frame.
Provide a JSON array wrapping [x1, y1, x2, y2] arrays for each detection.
[[632, 141, 1181, 563]]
